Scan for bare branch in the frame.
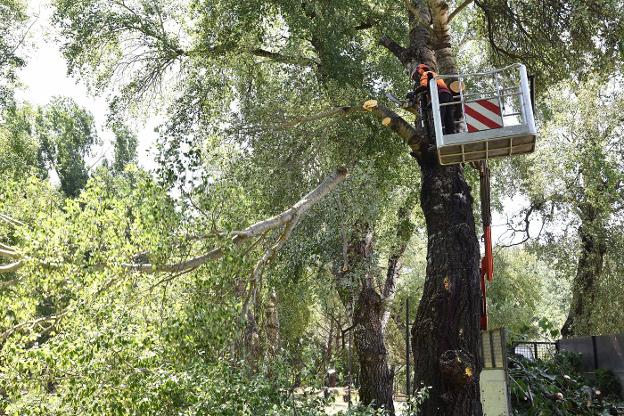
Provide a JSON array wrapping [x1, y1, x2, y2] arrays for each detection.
[[496, 201, 545, 249], [0, 14, 39, 68], [448, 0, 473, 22]]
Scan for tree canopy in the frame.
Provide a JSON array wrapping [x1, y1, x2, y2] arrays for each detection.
[[1, 0, 624, 415]]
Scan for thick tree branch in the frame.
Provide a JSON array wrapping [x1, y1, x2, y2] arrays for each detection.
[[362, 100, 424, 156], [269, 100, 424, 156], [232, 167, 348, 241], [428, 0, 458, 74], [379, 35, 409, 65], [119, 248, 224, 273], [448, 0, 473, 22], [275, 100, 425, 155]]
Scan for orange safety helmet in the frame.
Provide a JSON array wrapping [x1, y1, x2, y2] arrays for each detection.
[[411, 63, 431, 80], [417, 63, 430, 73]]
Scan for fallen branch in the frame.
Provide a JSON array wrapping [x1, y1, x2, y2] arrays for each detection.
[[124, 165, 343, 271], [0, 169, 349, 275], [232, 167, 348, 241]]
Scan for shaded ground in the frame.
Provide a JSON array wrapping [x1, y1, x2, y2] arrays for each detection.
[[296, 387, 409, 415]]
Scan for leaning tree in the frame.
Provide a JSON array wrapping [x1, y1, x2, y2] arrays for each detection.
[[47, 0, 624, 413]]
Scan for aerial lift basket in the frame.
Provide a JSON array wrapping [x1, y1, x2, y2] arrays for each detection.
[[429, 63, 537, 165]]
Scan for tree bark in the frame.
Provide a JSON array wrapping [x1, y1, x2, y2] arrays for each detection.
[[353, 287, 395, 413], [332, 226, 396, 413], [428, 0, 457, 75], [561, 212, 607, 337], [411, 161, 483, 415], [380, 1, 484, 414]]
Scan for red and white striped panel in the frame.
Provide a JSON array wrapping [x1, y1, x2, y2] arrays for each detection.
[[464, 99, 503, 132]]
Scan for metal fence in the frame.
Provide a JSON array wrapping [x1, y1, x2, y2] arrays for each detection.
[[559, 334, 624, 397], [512, 341, 559, 361]]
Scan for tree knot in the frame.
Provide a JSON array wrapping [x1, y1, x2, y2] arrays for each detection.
[[439, 349, 476, 390]]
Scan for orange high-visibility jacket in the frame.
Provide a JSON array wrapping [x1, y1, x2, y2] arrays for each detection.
[[420, 70, 449, 91]]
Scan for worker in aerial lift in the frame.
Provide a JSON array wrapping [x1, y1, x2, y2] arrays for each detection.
[[408, 63, 456, 135]]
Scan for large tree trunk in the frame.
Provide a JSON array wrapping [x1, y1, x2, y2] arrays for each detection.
[[391, 1, 484, 414], [333, 226, 396, 413], [333, 204, 413, 413], [353, 287, 395, 413], [411, 161, 483, 415], [561, 211, 607, 337]]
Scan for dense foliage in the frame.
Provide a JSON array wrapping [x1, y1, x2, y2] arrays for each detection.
[[1, 0, 624, 414]]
